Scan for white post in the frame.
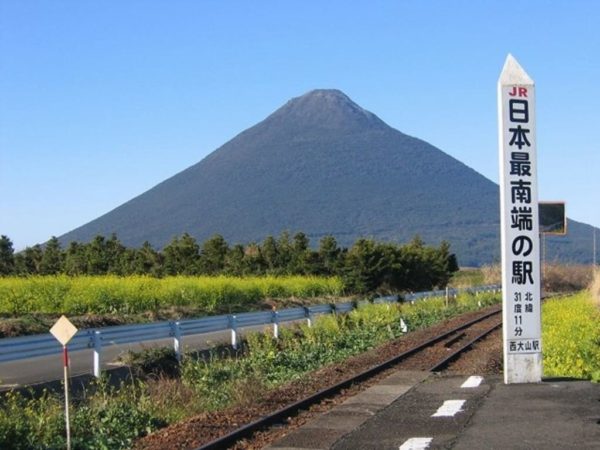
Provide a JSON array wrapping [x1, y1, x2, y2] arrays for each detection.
[[230, 315, 238, 349], [272, 311, 279, 339], [498, 54, 543, 383], [93, 331, 102, 379], [173, 322, 182, 362], [305, 307, 313, 328]]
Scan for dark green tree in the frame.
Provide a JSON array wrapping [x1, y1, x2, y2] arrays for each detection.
[[162, 233, 200, 275], [428, 240, 459, 288], [200, 234, 229, 275], [224, 244, 246, 275], [290, 232, 311, 274], [131, 241, 162, 276], [40, 236, 64, 275], [64, 242, 88, 275], [105, 234, 127, 274], [17, 245, 44, 275], [342, 239, 387, 294], [86, 235, 110, 275], [397, 235, 430, 291], [318, 235, 342, 275], [242, 242, 266, 275], [276, 231, 293, 273], [261, 235, 279, 273], [0, 235, 15, 275], [118, 248, 137, 275]]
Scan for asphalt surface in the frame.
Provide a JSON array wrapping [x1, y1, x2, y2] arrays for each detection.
[[267, 372, 600, 450]]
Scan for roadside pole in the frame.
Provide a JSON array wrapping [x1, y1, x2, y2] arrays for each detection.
[[498, 55, 543, 383], [62, 345, 71, 450], [50, 316, 78, 449]]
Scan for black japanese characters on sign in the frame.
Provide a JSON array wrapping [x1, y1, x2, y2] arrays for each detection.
[[510, 152, 531, 176], [506, 86, 536, 341], [510, 206, 533, 231], [509, 339, 540, 353]]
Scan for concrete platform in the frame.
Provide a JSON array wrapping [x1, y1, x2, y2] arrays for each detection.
[[267, 372, 600, 450]]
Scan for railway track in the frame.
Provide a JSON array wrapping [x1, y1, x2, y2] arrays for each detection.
[[192, 306, 502, 450]]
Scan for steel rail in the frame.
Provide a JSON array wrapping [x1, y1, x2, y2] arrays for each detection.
[[194, 306, 502, 450], [430, 320, 502, 372]]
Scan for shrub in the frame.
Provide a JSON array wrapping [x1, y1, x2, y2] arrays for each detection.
[[0, 379, 166, 450], [0, 390, 64, 449]]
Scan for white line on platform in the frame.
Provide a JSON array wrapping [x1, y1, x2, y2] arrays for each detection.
[[399, 437, 433, 450], [431, 399, 466, 417], [461, 375, 484, 388]]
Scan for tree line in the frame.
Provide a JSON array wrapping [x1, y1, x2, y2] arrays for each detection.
[[0, 233, 458, 294]]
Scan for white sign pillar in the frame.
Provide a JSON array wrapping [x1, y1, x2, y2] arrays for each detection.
[[498, 54, 542, 384]]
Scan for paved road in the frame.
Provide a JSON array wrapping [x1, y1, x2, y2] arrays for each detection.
[[0, 323, 278, 390]]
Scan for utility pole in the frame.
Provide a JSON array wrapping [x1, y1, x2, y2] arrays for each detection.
[[594, 227, 597, 267]]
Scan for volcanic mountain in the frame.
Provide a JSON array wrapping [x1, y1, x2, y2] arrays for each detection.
[[59, 89, 596, 266]]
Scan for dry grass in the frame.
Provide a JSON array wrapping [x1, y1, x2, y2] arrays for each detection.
[[481, 264, 501, 285], [542, 264, 594, 293], [448, 268, 485, 288], [590, 268, 600, 307], [481, 263, 594, 294]]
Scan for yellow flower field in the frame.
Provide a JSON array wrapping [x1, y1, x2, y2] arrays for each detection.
[[542, 291, 600, 381], [0, 275, 344, 316]]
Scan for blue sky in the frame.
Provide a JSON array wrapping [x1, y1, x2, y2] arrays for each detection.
[[1, 1, 599, 251]]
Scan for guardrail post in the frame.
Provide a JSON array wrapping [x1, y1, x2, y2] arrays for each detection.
[[272, 311, 279, 339], [230, 315, 238, 350], [304, 307, 313, 327], [93, 331, 102, 379], [172, 321, 182, 362]]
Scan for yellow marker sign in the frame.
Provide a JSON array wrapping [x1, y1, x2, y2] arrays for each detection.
[[50, 315, 78, 346]]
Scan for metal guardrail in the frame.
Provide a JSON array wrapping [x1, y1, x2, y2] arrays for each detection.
[[0, 284, 500, 378]]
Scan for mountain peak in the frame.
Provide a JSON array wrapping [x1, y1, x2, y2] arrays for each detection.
[[59, 87, 593, 266], [267, 88, 387, 131], [298, 88, 353, 102]]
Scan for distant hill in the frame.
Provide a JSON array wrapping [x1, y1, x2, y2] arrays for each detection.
[[59, 89, 598, 266]]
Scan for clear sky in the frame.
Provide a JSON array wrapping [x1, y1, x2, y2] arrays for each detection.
[[1, 1, 599, 251]]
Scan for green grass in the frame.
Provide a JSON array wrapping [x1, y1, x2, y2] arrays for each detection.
[[542, 291, 600, 381], [180, 291, 500, 409], [0, 291, 500, 449]]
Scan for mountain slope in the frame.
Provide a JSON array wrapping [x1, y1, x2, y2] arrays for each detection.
[[59, 89, 596, 266]]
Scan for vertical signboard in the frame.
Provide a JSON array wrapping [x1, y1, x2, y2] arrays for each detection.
[[498, 54, 542, 384]]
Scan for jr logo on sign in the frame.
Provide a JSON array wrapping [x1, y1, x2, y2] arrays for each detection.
[[508, 86, 528, 97]]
